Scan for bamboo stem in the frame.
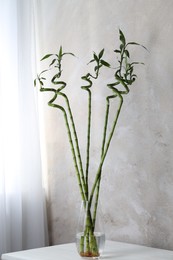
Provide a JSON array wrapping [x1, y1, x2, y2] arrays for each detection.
[[89, 92, 123, 207], [40, 87, 86, 201], [81, 76, 93, 200], [85, 89, 91, 200], [60, 92, 87, 200], [92, 94, 119, 227]]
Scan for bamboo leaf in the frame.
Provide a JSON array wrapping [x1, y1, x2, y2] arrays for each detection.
[[39, 80, 43, 86], [93, 52, 99, 63], [127, 42, 148, 51], [124, 49, 130, 58], [131, 62, 145, 65], [94, 53, 99, 62], [114, 49, 121, 53], [34, 79, 37, 87], [88, 59, 95, 64], [98, 49, 104, 59], [41, 54, 53, 61], [94, 66, 98, 72], [39, 70, 48, 76], [62, 52, 75, 57], [120, 44, 124, 51], [49, 58, 57, 67], [100, 59, 110, 67], [59, 46, 63, 57], [119, 29, 126, 46]]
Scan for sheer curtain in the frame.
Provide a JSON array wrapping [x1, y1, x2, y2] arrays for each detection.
[[0, 0, 48, 256]]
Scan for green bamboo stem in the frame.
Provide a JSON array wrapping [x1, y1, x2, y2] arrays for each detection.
[[92, 77, 130, 227], [92, 94, 117, 227], [89, 73, 131, 207], [85, 89, 91, 200], [92, 99, 109, 227], [80, 235, 84, 253], [81, 76, 92, 200], [59, 92, 87, 200], [49, 74, 87, 201], [80, 201, 98, 256], [81, 56, 102, 199], [92, 97, 110, 227], [101, 98, 110, 157], [54, 70, 94, 255], [81, 75, 98, 256], [89, 90, 123, 207], [85, 227, 90, 253], [92, 177, 100, 228], [101, 94, 119, 157], [81, 200, 94, 253], [90, 231, 99, 256], [40, 86, 86, 202]]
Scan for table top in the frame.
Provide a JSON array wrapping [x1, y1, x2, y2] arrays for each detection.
[[1, 240, 173, 260]]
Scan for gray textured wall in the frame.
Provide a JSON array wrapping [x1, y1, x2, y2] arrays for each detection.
[[35, 0, 173, 250]]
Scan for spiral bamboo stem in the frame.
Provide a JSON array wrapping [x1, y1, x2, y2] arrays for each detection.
[[89, 88, 123, 209], [40, 85, 86, 202], [81, 76, 93, 200], [60, 92, 87, 200]]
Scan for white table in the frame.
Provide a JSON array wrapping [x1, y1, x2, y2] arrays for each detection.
[[1, 240, 173, 260]]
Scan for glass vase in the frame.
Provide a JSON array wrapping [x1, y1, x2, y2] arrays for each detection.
[[76, 200, 105, 258]]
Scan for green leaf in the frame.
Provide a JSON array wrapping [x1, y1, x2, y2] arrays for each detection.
[[98, 49, 104, 59], [41, 54, 53, 61], [127, 42, 148, 51], [120, 44, 124, 51], [129, 67, 134, 75], [94, 65, 98, 72], [34, 79, 37, 87], [119, 29, 126, 46], [100, 59, 110, 67], [39, 80, 43, 86], [59, 46, 63, 57], [39, 70, 48, 76], [88, 59, 95, 64], [114, 49, 121, 53], [124, 49, 130, 58], [94, 53, 99, 62], [49, 59, 57, 67], [131, 62, 145, 65], [127, 41, 139, 46], [62, 52, 75, 57], [131, 74, 137, 78]]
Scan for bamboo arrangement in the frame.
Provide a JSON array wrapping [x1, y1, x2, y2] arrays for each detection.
[[35, 30, 146, 257]]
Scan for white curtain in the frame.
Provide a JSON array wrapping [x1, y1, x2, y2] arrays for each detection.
[[0, 0, 48, 256]]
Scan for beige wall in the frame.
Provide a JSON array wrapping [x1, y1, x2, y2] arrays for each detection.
[[35, 0, 173, 250]]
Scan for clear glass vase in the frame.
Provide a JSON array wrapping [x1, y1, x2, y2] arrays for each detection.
[[76, 200, 105, 258]]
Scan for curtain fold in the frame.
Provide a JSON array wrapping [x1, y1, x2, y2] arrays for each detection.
[[0, 0, 48, 256]]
